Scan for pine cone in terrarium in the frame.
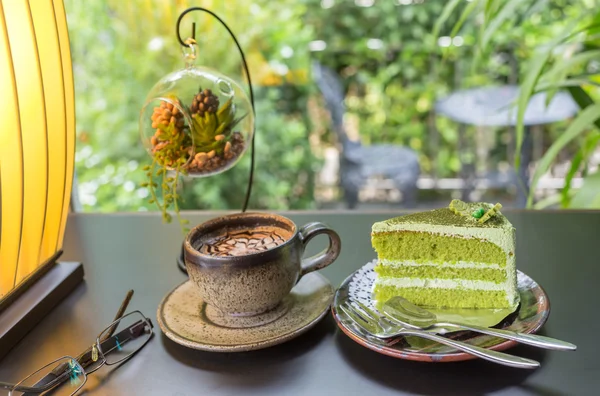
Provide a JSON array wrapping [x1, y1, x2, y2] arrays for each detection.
[[188, 94, 247, 173], [191, 88, 219, 117]]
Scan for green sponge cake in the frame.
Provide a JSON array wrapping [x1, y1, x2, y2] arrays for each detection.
[[371, 200, 519, 309]]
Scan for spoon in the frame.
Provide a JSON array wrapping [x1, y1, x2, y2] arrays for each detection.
[[382, 296, 576, 351]]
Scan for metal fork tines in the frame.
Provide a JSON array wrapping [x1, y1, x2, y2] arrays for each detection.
[[339, 300, 540, 369]]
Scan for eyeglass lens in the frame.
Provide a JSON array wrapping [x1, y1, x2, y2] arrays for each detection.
[[9, 356, 86, 396], [97, 311, 152, 365]]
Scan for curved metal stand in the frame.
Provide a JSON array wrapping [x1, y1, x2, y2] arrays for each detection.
[[175, 7, 257, 274]]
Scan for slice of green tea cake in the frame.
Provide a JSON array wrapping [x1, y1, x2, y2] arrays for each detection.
[[371, 200, 519, 309]]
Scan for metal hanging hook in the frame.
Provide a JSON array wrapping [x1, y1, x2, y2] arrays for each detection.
[[174, 7, 257, 275], [175, 7, 256, 213]]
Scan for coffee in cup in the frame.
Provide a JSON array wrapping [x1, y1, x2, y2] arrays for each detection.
[[184, 212, 341, 328], [197, 226, 290, 257]]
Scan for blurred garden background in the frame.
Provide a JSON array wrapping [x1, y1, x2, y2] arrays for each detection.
[[65, 0, 600, 212]]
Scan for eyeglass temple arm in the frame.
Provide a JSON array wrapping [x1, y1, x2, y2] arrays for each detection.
[[101, 290, 134, 342]]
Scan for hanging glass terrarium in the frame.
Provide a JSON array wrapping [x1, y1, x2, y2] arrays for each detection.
[[140, 40, 254, 178], [138, 8, 257, 242]]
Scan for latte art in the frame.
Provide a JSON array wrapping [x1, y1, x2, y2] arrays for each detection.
[[200, 227, 289, 257]]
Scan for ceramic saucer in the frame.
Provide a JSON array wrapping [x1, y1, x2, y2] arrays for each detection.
[[332, 260, 550, 362], [157, 272, 334, 352]]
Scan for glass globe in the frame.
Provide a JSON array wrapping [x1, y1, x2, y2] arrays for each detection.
[[140, 65, 254, 177]]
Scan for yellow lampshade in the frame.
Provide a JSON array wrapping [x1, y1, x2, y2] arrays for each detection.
[[0, 0, 75, 300]]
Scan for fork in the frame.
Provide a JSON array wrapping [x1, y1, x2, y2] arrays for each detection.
[[339, 301, 540, 369]]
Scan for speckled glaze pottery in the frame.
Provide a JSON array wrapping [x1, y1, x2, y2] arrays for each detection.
[[184, 212, 341, 328], [157, 271, 334, 352]]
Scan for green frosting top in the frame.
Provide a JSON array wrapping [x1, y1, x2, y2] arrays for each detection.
[[381, 205, 510, 229]]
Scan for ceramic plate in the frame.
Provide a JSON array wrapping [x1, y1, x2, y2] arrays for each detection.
[[157, 272, 334, 352], [332, 260, 550, 362]]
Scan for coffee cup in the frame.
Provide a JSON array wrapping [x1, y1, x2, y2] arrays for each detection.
[[183, 212, 341, 328]]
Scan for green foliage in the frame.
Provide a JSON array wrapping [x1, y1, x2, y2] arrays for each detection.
[[143, 159, 189, 233], [571, 169, 600, 207], [65, 0, 316, 212], [190, 98, 241, 153], [305, 0, 460, 177], [561, 132, 600, 206], [304, 0, 573, 178], [444, 0, 600, 208], [67, 0, 595, 212], [180, 87, 318, 210]]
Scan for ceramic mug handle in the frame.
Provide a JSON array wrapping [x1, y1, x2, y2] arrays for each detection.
[[298, 222, 341, 279]]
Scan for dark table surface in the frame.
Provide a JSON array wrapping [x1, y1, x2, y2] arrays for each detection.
[[0, 210, 598, 396]]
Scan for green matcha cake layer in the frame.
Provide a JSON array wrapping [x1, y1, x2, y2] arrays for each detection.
[[371, 231, 506, 265], [372, 284, 514, 309], [374, 264, 507, 283], [371, 207, 516, 260]]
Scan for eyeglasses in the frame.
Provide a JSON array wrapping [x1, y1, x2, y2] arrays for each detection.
[[0, 292, 153, 395]]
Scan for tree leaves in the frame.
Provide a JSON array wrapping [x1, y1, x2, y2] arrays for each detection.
[[567, 86, 600, 129], [541, 50, 600, 88], [527, 102, 600, 207], [561, 132, 600, 207], [514, 54, 553, 169], [514, 18, 587, 167], [442, 1, 600, 209], [533, 192, 571, 210], [450, 0, 481, 42], [570, 170, 600, 208], [535, 78, 600, 93], [480, 0, 522, 51], [432, 0, 463, 41]]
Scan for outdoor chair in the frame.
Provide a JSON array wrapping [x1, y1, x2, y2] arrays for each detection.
[[312, 62, 420, 208]]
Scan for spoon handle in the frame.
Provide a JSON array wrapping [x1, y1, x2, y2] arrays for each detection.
[[441, 322, 577, 351], [398, 330, 540, 369]]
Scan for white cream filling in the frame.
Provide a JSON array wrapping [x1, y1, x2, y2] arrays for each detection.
[[374, 276, 506, 291], [378, 259, 502, 270]]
